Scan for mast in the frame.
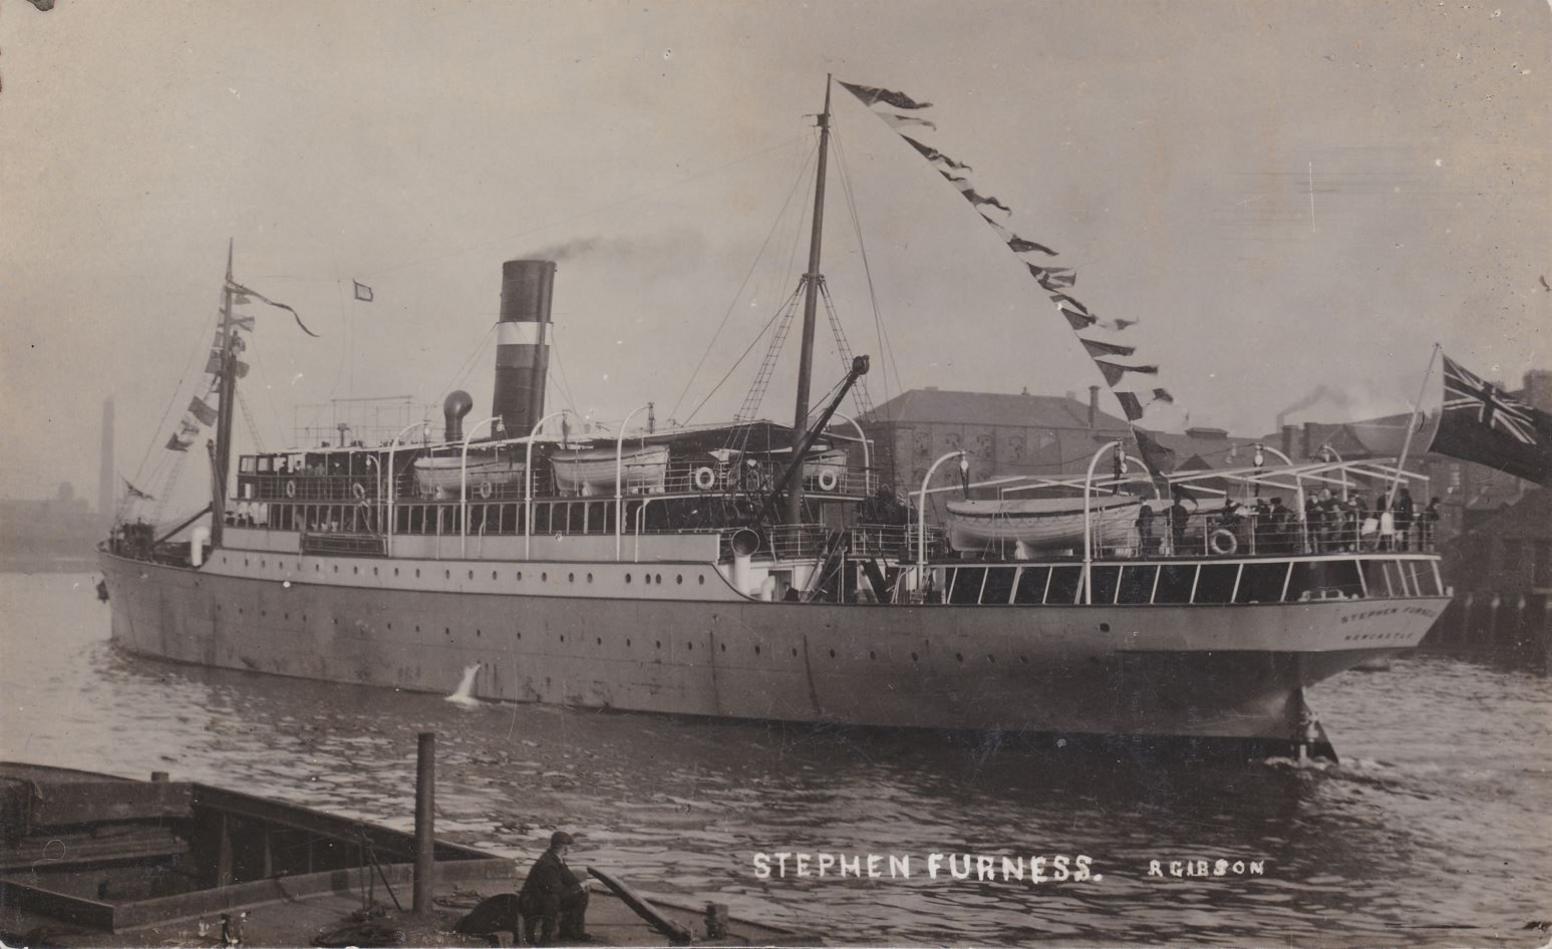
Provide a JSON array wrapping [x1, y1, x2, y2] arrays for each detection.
[[786, 74, 833, 525], [211, 238, 238, 548]]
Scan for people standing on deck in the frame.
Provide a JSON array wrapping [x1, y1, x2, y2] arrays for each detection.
[[1376, 493, 1396, 551], [1420, 497, 1441, 549], [1265, 497, 1290, 553], [1136, 503, 1159, 556], [1315, 488, 1340, 553], [1168, 493, 1190, 554], [1394, 486, 1415, 551]]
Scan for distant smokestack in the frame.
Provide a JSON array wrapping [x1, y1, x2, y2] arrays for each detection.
[[1281, 424, 1295, 460], [492, 260, 556, 439], [98, 398, 114, 527], [1087, 385, 1099, 430]]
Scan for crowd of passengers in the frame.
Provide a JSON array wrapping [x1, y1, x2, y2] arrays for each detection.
[[1133, 485, 1440, 556]]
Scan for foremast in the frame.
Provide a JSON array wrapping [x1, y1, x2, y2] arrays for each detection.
[[785, 75, 833, 526], [210, 239, 239, 548]]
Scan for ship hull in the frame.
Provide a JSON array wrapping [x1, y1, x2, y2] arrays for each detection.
[[98, 550, 1445, 748]]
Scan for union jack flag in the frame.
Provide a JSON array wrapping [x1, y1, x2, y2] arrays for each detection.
[[1442, 357, 1538, 445]]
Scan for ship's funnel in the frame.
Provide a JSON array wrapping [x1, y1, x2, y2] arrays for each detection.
[[493, 260, 556, 440], [443, 390, 473, 443]]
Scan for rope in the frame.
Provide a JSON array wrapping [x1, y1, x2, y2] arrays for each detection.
[[833, 131, 903, 418], [667, 141, 818, 422]]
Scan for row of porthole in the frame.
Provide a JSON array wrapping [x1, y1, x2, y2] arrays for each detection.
[[226, 555, 707, 588], [211, 606, 1035, 665]]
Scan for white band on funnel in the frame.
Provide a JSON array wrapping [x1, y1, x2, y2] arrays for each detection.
[[497, 321, 545, 346]]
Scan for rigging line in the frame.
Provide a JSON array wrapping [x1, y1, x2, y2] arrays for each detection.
[[684, 289, 801, 425], [327, 268, 352, 398], [833, 132, 902, 418], [666, 140, 820, 422], [360, 135, 807, 279], [445, 322, 497, 394], [132, 288, 225, 487], [546, 326, 579, 421], [236, 389, 267, 454]]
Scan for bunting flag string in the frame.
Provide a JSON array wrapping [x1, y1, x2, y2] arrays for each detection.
[[226, 279, 321, 337], [840, 77, 1184, 471]]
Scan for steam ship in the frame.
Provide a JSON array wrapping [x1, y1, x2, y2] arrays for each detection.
[[99, 79, 1449, 758]]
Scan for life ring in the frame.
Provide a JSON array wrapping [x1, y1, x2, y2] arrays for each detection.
[[1208, 529, 1238, 556], [816, 469, 839, 492], [693, 466, 717, 491], [284, 479, 297, 499], [351, 482, 366, 500], [477, 479, 494, 500]]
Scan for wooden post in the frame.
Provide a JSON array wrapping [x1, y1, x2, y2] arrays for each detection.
[[413, 732, 436, 914]]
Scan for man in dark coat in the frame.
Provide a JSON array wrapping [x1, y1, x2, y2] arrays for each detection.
[[518, 831, 592, 945]]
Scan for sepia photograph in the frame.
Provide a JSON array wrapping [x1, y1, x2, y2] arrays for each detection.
[[1, 1, 1548, 945]]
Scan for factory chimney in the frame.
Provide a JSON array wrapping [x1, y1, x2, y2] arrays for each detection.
[[98, 397, 115, 528], [492, 260, 556, 440]]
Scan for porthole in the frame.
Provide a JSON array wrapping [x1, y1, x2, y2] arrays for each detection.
[[956, 652, 964, 662], [476, 629, 481, 637], [698, 575, 705, 585], [560, 634, 565, 642], [387, 622, 392, 630], [517, 631, 522, 639], [791, 647, 798, 656], [625, 573, 632, 584], [655, 640, 661, 649], [373, 566, 379, 576], [415, 569, 421, 578], [445, 627, 451, 636], [596, 637, 602, 645], [676, 575, 683, 585], [517, 571, 523, 581], [655, 574, 663, 584], [353, 566, 359, 574], [720, 643, 726, 652], [467, 570, 473, 580], [415, 625, 421, 632], [445, 570, 451, 579], [869, 650, 876, 660], [911, 652, 919, 661], [542, 572, 548, 581], [260, 560, 266, 568], [828, 649, 836, 658], [333, 565, 339, 573], [587, 573, 594, 583], [568, 573, 575, 583], [687, 642, 693, 651], [626, 638, 632, 647], [394, 568, 400, 576], [315, 565, 320, 572], [244, 559, 249, 567], [1099, 622, 1111, 632], [754, 645, 761, 655]]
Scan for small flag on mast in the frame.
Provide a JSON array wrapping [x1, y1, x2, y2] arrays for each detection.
[[353, 280, 374, 302]]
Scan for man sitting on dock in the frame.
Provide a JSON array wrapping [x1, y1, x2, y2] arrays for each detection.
[[517, 831, 594, 945]]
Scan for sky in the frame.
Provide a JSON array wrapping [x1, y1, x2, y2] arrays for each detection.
[[1, 0, 1548, 511]]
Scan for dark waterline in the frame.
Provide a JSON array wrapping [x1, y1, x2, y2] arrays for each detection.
[[2, 573, 1548, 945]]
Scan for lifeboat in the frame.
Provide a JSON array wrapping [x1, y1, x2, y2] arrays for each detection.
[[412, 453, 524, 499], [946, 495, 1140, 553], [550, 444, 670, 496]]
